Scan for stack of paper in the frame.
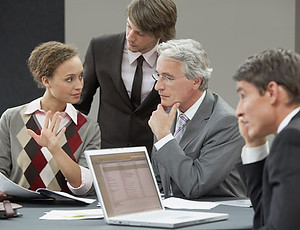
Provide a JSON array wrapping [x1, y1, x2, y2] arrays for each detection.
[[39, 209, 104, 220]]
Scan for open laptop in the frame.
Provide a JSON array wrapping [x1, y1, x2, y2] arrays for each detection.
[[85, 146, 228, 228]]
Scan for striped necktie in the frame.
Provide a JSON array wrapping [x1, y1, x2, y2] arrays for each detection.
[[174, 113, 189, 142]]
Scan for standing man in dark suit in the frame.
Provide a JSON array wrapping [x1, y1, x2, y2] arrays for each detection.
[[234, 48, 300, 229], [148, 39, 246, 199], [75, 0, 177, 154]]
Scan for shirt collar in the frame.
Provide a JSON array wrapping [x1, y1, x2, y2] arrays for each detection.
[[25, 97, 78, 125], [277, 107, 300, 133], [177, 90, 207, 120], [126, 41, 158, 68]]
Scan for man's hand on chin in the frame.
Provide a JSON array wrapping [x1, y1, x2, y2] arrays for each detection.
[[148, 103, 180, 140]]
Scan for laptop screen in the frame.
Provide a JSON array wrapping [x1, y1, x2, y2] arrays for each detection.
[[89, 149, 163, 217]]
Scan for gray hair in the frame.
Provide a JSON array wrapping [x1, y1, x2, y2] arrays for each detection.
[[157, 39, 213, 90]]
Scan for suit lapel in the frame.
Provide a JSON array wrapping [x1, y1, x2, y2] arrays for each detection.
[[290, 110, 300, 121], [109, 32, 133, 108], [180, 91, 216, 149], [136, 85, 160, 111], [108, 33, 160, 111], [159, 91, 217, 196]]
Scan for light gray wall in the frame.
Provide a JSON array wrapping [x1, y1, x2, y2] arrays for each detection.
[[65, 0, 295, 121]]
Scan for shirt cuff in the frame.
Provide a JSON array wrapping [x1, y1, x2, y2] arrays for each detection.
[[241, 141, 269, 164], [67, 166, 93, 195], [154, 133, 174, 150]]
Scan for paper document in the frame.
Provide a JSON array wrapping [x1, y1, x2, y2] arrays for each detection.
[[0, 172, 44, 198], [0, 172, 95, 204], [39, 209, 104, 220], [217, 199, 252, 207], [162, 197, 218, 210]]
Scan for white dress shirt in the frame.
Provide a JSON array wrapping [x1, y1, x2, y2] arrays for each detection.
[[241, 107, 300, 164], [122, 41, 157, 103], [154, 91, 207, 150]]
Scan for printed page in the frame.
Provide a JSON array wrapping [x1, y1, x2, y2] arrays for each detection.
[[0, 172, 95, 204], [39, 208, 103, 220], [0, 172, 45, 199], [162, 197, 219, 210], [217, 199, 252, 207], [37, 189, 96, 204]]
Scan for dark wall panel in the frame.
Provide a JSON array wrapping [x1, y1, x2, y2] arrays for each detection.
[[0, 0, 64, 115]]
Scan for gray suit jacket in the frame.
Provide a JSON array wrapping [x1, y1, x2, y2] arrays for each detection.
[[152, 91, 246, 199]]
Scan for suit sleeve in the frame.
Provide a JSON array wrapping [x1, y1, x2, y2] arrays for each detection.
[[241, 128, 300, 230], [74, 38, 100, 115], [237, 160, 264, 228], [153, 114, 244, 199], [151, 153, 164, 193]]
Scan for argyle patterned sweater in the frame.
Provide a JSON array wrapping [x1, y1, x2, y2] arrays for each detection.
[[0, 104, 100, 193]]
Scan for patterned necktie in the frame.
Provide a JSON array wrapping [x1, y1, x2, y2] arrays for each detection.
[[131, 55, 144, 109], [174, 113, 189, 142], [169, 113, 189, 196]]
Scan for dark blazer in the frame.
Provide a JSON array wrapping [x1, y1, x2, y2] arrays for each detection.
[[75, 32, 160, 154], [152, 91, 247, 199], [238, 111, 300, 230]]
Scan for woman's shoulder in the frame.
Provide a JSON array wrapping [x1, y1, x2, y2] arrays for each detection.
[[2, 104, 28, 117]]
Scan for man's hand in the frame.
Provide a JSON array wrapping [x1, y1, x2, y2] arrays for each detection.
[[148, 103, 179, 140], [238, 117, 266, 147]]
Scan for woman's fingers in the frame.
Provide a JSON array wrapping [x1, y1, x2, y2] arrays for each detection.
[[44, 111, 51, 130], [51, 112, 62, 135]]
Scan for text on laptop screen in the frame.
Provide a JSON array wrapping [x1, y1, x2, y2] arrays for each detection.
[[90, 151, 162, 217]]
